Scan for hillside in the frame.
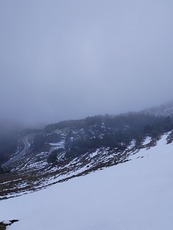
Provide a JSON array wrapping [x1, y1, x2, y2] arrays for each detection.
[[0, 134, 173, 230], [0, 112, 173, 199]]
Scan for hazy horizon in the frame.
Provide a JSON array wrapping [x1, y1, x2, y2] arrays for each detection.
[[1, 1, 173, 127]]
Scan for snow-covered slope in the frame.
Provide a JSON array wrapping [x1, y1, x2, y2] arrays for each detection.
[[0, 134, 173, 230]]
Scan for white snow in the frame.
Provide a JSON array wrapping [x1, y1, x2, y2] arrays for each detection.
[[142, 136, 151, 145], [89, 149, 100, 158], [49, 140, 65, 148], [1, 134, 173, 230], [2, 220, 11, 225]]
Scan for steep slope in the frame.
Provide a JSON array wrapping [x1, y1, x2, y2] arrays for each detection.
[[0, 134, 173, 230], [1, 113, 173, 199]]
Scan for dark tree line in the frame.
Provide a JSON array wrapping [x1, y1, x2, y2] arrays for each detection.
[[1, 112, 173, 166], [64, 114, 173, 159], [0, 131, 19, 166]]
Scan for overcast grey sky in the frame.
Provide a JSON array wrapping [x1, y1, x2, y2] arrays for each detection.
[[0, 0, 173, 126]]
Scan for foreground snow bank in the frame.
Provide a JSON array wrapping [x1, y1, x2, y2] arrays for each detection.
[[0, 135, 173, 230]]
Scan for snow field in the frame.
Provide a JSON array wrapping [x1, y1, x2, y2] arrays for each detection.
[[0, 134, 173, 230]]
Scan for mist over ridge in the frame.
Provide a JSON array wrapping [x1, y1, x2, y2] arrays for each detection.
[[1, 1, 173, 127]]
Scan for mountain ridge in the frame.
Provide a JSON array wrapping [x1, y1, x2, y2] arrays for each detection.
[[1, 102, 173, 199]]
